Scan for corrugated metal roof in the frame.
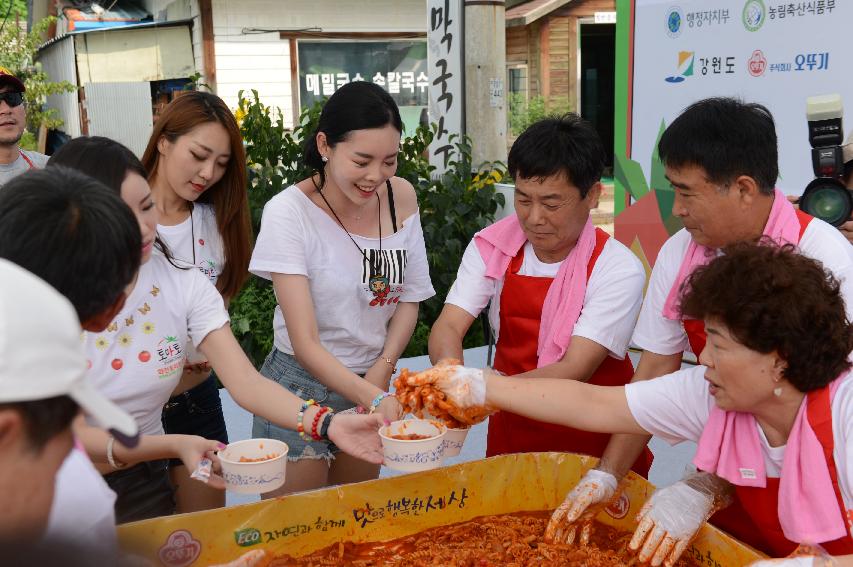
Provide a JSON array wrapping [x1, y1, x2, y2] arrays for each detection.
[[37, 18, 194, 53]]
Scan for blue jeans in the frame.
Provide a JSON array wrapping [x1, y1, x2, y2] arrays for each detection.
[[162, 374, 229, 467], [252, 348, 357, 462]]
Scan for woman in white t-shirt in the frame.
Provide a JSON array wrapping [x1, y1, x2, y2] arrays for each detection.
[[404, 244, 853, 566], [250, 81, 435, 497], [49, 137, 386, 524], [142, 92, 251, 513]]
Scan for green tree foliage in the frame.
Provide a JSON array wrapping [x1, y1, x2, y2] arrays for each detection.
[[230, 90, 505, 366], [507, 94, 571, 137], [0, 17, 77, 148]]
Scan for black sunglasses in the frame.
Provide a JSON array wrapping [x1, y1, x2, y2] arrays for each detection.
[[0, 92, 24, 107]]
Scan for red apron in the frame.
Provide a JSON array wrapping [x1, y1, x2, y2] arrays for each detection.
[[709, 383, 853, 557], [691, 210, 847, 555], [487, 228, 653, 477]]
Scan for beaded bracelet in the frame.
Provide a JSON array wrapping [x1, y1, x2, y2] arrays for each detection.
[[369, 392, 393, 414], [319, 411, 334, 439], [296, 399, 316, 442], [311, 406, 331, 441]]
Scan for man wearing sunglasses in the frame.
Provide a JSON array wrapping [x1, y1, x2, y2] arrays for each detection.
[[0, 67, 48, 187]]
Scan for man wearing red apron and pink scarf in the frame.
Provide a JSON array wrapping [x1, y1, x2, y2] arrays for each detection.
[[406, 244, 853, 566], [557, 98, 853, 559], [428, 115, 652, 476]]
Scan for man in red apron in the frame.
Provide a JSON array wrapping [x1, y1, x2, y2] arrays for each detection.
[[0, 67, 48, 189], [429, 114, 652, 476], [556, 98, 853, 551]]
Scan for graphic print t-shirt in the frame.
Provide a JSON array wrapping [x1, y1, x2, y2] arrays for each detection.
[[82, 254, 229, 435], [250, 185, 435, 373]]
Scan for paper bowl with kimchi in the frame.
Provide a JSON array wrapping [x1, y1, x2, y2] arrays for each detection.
[[380, 419, 448, 472], [219, 438, 289, 494], [441, 426, 470, 457]]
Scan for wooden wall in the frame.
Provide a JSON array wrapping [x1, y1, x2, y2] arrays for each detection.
[[507, 0, 614, 110]]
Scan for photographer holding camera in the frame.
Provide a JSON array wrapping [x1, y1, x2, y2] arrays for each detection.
[[795, 94, 853, 244]]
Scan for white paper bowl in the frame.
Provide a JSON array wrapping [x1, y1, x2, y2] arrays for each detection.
[[379, 419, 447, 472], [218, 438, 289, 494], [441, 426, 470, 457]]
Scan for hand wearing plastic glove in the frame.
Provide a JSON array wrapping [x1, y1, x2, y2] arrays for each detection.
[[402, 363, 489, 408], [546, 468, 618, 545], [629, 471, 734, 567]]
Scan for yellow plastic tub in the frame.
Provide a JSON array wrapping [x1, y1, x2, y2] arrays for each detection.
[[118, 452, 764, 566]]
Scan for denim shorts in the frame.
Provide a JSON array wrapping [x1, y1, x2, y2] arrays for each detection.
[[252, 348, 357, 462], [162, 374, 229, 467], [104, 459, 175, 524]]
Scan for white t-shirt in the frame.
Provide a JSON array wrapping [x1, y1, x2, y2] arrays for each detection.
[[156, 203, 225, 363], [249, 186, 435, 373], [445, 236, 645, 359], [626, 365, 853, 538], [633, 220, 853, 356], [82, 254, 229, 435], [46, 447, 118, 560]]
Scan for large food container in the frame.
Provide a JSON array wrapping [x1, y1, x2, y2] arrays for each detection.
[[118, 452, 764, 566]]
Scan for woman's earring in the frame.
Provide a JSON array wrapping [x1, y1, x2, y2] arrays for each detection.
[[773, 386, 783, 397], [321, 155, 328, 163]]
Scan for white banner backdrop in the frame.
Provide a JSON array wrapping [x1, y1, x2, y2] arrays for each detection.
[[632, 0, 849, 196]]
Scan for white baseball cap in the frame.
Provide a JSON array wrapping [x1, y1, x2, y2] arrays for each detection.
[[0, 259, 139, 446]]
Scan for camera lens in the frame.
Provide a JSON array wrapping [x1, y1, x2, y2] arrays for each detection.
[[800, 178, 853, 227]]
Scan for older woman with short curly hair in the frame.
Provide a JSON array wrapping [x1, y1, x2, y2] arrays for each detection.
[[404, 243, 853, 567]]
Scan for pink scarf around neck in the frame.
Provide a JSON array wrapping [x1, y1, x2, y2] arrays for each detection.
[[474, 214, 596, 368], [694, 375, 849, 544], [662, 189, 801, 319]]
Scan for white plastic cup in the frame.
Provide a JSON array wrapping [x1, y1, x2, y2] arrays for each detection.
[[218, 438, 289, 494], [442, 426, 470, 457], [379, 419, 447, 472]]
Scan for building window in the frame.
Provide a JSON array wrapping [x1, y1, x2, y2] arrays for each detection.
[[507, 65, 528, 97], [507, 65, 529, 137]]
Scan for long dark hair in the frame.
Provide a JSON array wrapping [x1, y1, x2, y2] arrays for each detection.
[[304, 81, 403, 191], [48, 136, 181, 267], [142, 91, 251, 300]]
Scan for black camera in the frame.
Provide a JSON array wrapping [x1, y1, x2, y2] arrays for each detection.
[[799, 94, 853, 226]]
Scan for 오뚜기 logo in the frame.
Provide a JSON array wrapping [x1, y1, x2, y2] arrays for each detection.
[[748, 49, 767, 76], [665, 51, 694, 83], [743, 0, 766, 32], [158, 530, 201, 567], [665, 6, 684, 38]]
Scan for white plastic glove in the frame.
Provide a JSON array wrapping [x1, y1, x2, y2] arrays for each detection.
[[749, 558, 818, 567], [629, 472, 732, 567], [546, 468, 619, 545], [404, 364, 487, 408]]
